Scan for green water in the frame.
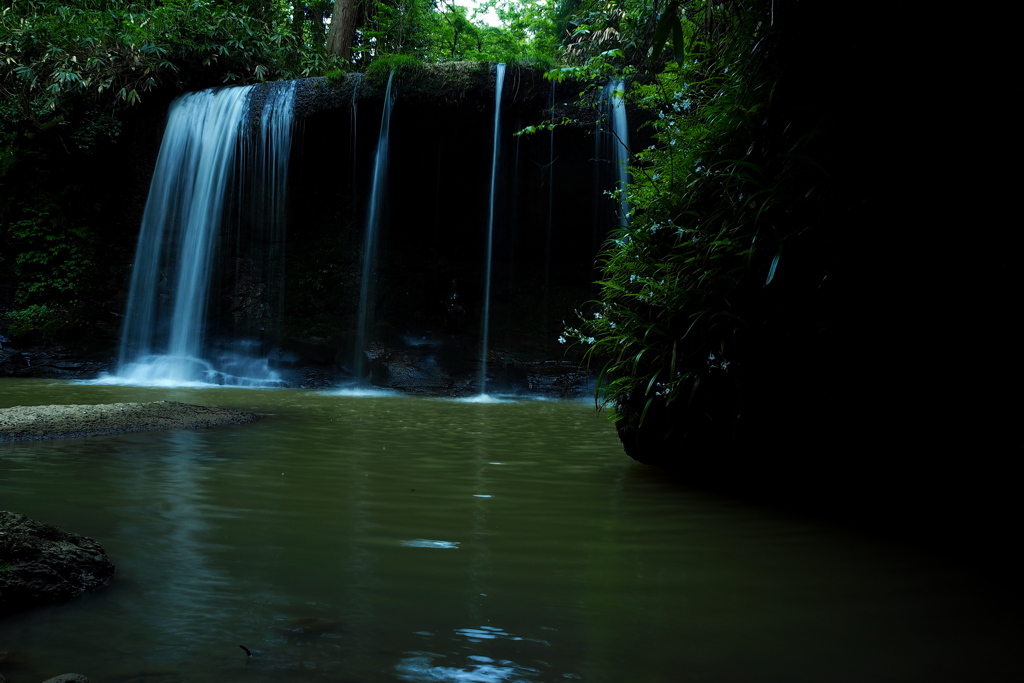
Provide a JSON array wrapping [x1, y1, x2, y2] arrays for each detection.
[[0, 378, 1019, 682]]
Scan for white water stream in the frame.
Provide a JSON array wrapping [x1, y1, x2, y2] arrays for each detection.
[[478, 63, 506, 396], [354, 72, 396, 381], [112, 83, 296, 387]]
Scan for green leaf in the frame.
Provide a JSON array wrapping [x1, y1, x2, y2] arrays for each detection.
[[651, 0, 679, 57], [671, 14, 685, 64]]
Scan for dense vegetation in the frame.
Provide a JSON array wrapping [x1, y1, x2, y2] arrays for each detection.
[[551, 0, 859, 463], [0, 0, 554, 343]]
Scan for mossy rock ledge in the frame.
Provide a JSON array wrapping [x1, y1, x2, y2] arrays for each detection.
[[0, 511, 115, 616]]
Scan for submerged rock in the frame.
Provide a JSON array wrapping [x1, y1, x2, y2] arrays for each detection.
[[0, 512, 114, 616], [0, 401, 259, 442]]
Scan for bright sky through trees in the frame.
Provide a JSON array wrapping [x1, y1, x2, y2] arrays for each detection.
[[452, 0, 503, 28]]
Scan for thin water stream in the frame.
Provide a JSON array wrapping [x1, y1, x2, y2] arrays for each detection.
[[479, 63, 505, 395], [354, 71, 396, 381], [0, 379, 1019, 682]]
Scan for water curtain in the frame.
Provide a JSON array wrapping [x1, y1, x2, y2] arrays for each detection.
[[116, 83, 295, 386]]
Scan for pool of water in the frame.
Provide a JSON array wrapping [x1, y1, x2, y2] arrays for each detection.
[[0, 378, 1020, 682]]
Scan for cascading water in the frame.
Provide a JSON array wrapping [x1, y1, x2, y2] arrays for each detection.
[[112, 83, 295, 386], [353, 71, 395, 380], [609, 79, 631, 227], [478, 63, 506, 396], [593, 79, 631, 247], [226, 80, 297, 378]]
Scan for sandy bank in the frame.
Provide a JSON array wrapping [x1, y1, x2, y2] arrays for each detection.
[[0, 401, 259, 442]]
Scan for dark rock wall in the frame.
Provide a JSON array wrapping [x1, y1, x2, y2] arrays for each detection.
[[280, 67, 609, 374], [3, 64, 618, 389]]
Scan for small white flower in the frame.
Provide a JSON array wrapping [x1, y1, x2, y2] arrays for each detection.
[[558, 335, 566, 344]]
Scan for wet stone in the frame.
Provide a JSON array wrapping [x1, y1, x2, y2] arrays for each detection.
[[0, 512, 114, 616], [0, 401, 259, 442]]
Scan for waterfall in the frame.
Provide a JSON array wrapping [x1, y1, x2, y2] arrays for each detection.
[[113, 83, 295, 386], [354, 71, 395, 380], [478, 63, 505, 396], [594, 79, 631, 245], [609, 79, 631, 227]]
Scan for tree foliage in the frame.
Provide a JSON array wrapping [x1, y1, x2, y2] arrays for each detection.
[[0, 0, 337, 340], [556, 0, 838, 451], [0, 0, 566, 341]]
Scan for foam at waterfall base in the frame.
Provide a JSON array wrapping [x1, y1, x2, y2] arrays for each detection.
[[94, 354, 284, 388]]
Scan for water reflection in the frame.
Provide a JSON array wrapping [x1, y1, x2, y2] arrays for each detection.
[[0, 378, 1020, 682], [114, 429, 232, 652], [396, 651, 542, 682], [400, 539, 461, 549], [323, 386, 399, 398], [395, 622, 568, 682]]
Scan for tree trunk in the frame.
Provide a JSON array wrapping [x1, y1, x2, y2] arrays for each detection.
[[327, 0, 358, 61], [292, 2, 305, 46]]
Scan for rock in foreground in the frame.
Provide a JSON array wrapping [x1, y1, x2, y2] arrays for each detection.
[[0, 511, 114, 616], [0, 401, 259, 442]]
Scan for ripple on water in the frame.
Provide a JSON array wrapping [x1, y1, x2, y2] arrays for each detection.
[[453, 394, 514, 404], [399, 539, 461, 549], [321, 386, 400, 398]]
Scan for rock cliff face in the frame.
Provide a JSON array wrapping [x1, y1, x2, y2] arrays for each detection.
[[0, 512, 114, 616], [271, 68, 604, 391]]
